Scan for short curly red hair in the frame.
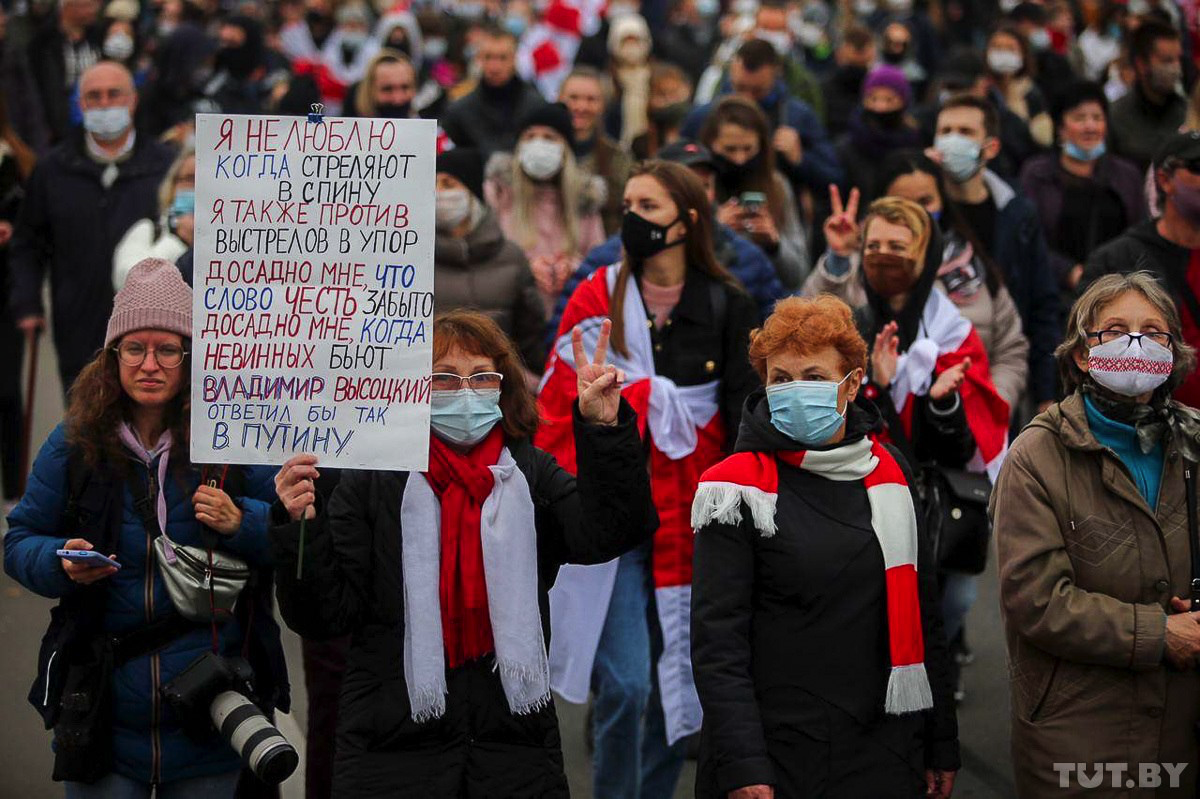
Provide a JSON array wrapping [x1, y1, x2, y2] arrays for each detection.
[[748, 295, 868, 381]]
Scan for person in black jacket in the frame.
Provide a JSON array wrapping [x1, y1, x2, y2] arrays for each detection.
[[440, 25, 547, 158], [270, 310, 657, 798], [691, 295, 960, 799], [8, 60, 173, 395]]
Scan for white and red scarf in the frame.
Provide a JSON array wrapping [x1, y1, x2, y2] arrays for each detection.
[[871, 288, 1010, 481], [691, 437, 934, 715], [538, 265, 723, 745]]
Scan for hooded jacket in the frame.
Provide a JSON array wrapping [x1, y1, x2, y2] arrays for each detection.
[[993, 393, 1200, 797], [692, 394, 960, 798], [433, 208, 546, 370]]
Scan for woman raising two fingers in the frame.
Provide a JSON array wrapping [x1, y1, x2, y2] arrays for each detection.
[[269, 310, 656, 798]]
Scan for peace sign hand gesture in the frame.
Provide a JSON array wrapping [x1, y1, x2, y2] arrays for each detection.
[[823, 184, 861, 257], [574, 319, 625, 427]]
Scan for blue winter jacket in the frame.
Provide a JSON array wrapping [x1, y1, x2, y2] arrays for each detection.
[[4, 424, 281, 785], [544, 225, 787, 350], [680, 80, 845, 195]]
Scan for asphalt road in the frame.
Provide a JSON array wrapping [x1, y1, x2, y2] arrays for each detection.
[[0, 333, 1016, 799]]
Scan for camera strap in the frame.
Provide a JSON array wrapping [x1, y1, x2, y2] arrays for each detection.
[[111, 614, 201, 666], [1185, 462, 1200, 611]]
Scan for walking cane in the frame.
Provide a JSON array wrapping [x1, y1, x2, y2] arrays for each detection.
[[17, 327, 39, 497]]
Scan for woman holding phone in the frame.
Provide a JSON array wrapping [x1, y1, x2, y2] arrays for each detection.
[[699, 95, 810, 290], [270, 310, 656, 797], [4, 258, 285, 797]]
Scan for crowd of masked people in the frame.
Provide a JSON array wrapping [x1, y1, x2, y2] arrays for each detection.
[[4, 0, 1200, 797]]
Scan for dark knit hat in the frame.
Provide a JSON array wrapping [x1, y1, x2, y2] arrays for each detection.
[[517, 102, 575, 148], [106, 258, 192, 346], [863, 65, 912, 107], [1154, 130, 1200, 168], [436, 147, 485, 199]]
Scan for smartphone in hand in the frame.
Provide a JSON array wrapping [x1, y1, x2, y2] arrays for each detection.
[[57, 550, 121, 570]]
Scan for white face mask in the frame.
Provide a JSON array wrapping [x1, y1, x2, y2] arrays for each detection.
[[435, 188, 472, 231], [104, 32, 135, 61], [986, 48, 1023, 76], [1087, 333, 1174, 397], [83, 106, 132, 141], [853, 0, 877, 16], [518, 138, 565, 181]]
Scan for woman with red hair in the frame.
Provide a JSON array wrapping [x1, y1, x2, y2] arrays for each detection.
[[690, 295, 961, 799]]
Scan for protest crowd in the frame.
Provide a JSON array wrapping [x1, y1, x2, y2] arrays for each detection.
[[3, 0, 1200, 796]]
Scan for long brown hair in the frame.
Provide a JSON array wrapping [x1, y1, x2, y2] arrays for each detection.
[[432, 310, 541, 440], [698, 95, 786, 224], [66, 341, 191, 472], [610, 160, 738, 358], [0, 91, 35, 182]]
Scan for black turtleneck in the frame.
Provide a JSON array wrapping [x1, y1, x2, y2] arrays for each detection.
[[478, 75, 524, 105]]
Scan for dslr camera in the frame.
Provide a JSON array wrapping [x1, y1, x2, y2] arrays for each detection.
[[161, 652, 298, 785]]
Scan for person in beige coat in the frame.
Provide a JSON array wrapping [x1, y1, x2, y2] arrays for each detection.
[[801, 153, 1029, 410], [993, 271, 1200, 798]]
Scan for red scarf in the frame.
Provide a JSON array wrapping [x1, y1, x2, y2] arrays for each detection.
[[425, 427, 505, 668]]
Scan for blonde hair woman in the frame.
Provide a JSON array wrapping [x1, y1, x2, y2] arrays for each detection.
[[484, 102, 606, 313], [350, 48, 417, 118], [112, 147, 195, 290]]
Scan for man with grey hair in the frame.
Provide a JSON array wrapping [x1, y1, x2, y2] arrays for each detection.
[[9, 60, 173, 392], [1083, 131, 1200, 409]]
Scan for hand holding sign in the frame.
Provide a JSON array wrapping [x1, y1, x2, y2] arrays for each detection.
[[573, 319, 625, 427]]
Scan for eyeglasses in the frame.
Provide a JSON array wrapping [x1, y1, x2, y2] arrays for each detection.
[[111, 341, 188, 369], [430, 372, 504, 392], [1086, 329, 1174, 348]]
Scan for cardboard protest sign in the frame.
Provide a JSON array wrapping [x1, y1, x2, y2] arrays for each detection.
[[191, 113, 435, 470]]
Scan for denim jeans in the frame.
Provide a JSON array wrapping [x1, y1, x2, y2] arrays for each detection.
[[940, 571, 978, 645], [590, 542, 687, 799], [65, 770, 240, 799]]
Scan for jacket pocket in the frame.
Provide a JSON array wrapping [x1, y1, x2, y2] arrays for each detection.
[[29, 604, 69, 729], [1027, 657, 1060, 723]]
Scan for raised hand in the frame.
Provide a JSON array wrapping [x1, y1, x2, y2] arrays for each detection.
[[573, 319, 625, 426], [871, 320, 901, 387], [929, 357, 971, 402], [275, 454, 319, 522], [823, 184, 860, 257]]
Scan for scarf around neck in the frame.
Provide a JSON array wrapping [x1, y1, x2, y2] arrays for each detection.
[[1081, 383, 1200, 463], [692, 436, 934, 716], [400, 429, 550, 722]]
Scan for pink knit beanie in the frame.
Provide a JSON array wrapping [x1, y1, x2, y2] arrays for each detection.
[[105, 258, 192, 346]]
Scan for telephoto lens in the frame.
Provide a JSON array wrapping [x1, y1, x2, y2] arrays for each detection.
[[209, 690, 299, 785]]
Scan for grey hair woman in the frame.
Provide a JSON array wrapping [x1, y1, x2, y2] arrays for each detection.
[[994, 271, 1200, 797]]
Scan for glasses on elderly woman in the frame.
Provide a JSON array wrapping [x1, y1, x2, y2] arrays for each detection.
[[112, 341, 188, 369], [431, 372, 504, 392], [1086, 330, 1174, 348]]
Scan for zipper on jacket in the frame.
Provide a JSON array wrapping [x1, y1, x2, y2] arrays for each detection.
[[143, 468, 162, 784], [42, 651, 57, 707]]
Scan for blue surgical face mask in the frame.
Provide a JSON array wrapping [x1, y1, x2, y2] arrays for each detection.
[[170, 189, 195, 217], [83, 106, 132, 141], [765, 372, 856, 447], [1063, 139, 1106, 162], [430, 388, 503, 447], [934, 133, 984, 183]]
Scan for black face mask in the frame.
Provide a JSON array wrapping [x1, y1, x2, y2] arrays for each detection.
[[882, 47, 908, 65], [375, 101, 411, 119], [216, 45, 257, 78], [710, 152, 762, 186], [621, 210, 683, 259], [863, 107, 905, 130], [387, 37, 411, 57]]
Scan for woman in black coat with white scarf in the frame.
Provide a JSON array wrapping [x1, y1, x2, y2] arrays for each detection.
[[270, 310, 657, 798]]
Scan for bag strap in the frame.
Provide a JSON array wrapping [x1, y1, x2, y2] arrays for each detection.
[[126, 464, 162, 542], [111, 614, 201, 666], [1185, 461, 1200, 611]]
